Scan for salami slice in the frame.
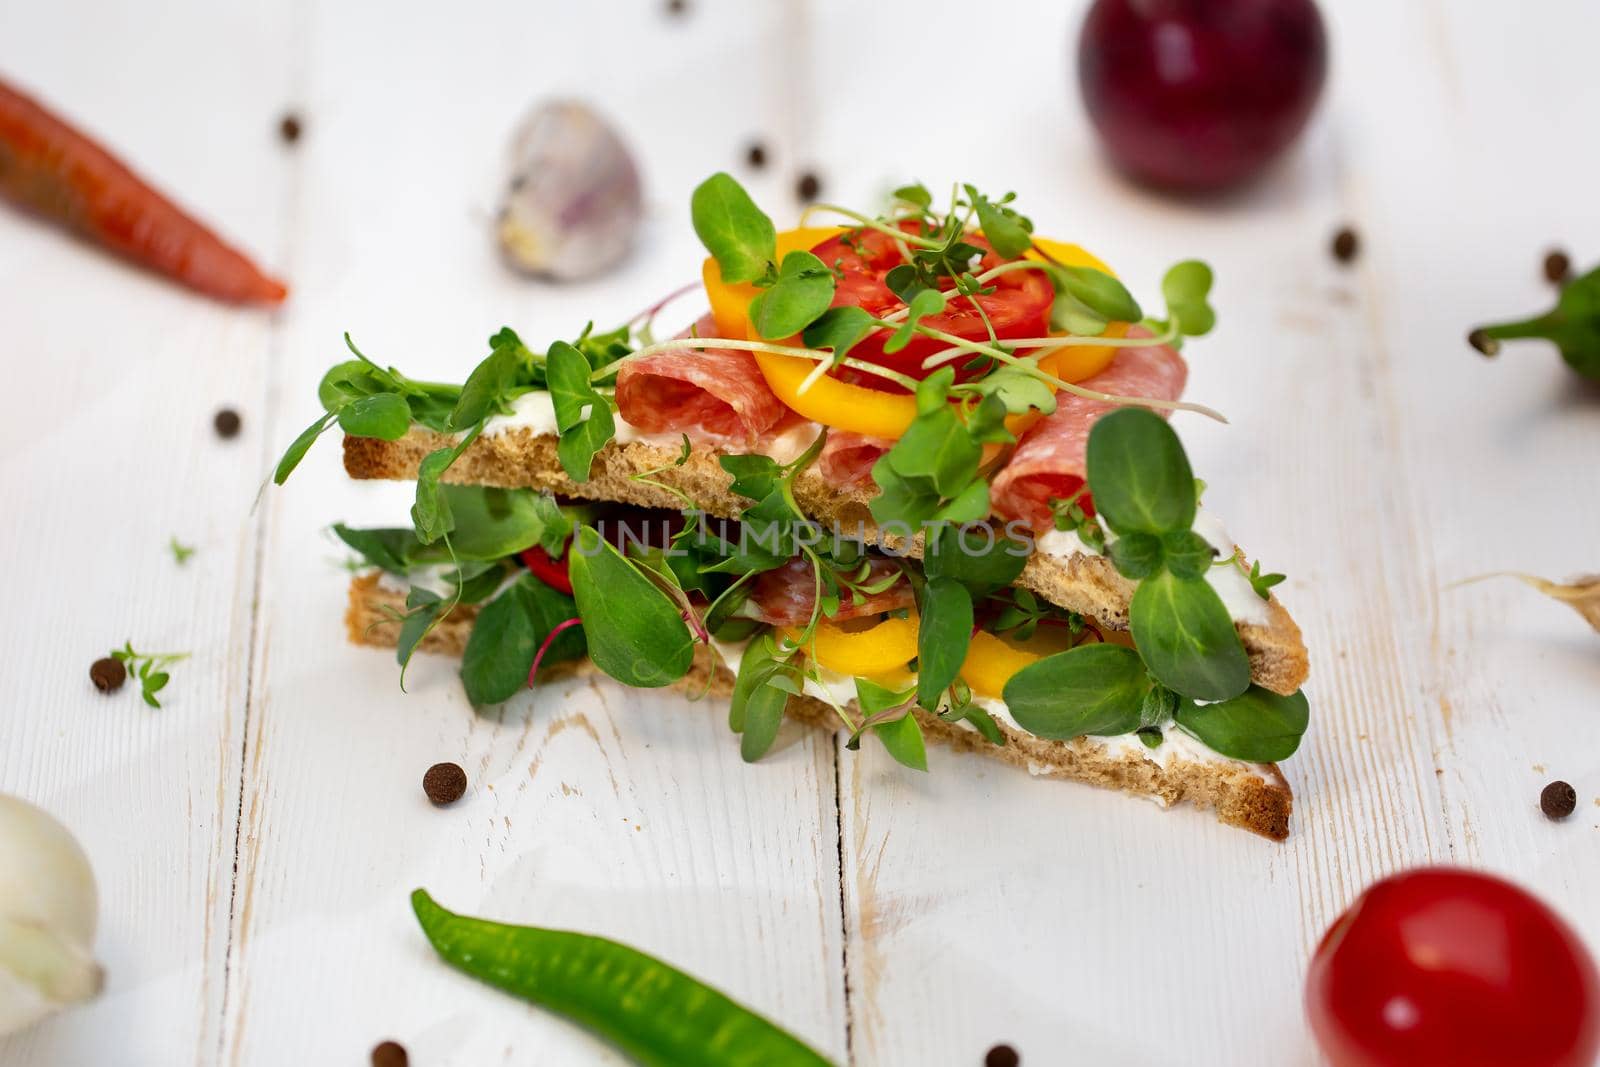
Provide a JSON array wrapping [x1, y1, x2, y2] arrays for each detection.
[[818, 431, 893, 489], [614, 313, 788, 444], [747, 557, 913, 627], [990, 329, 1188, 531]]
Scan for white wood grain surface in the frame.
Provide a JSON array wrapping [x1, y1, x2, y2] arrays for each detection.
[[2, 1, 1597, 1065]]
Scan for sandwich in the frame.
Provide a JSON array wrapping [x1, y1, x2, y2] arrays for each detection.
[[275, 174, 1311, 839]]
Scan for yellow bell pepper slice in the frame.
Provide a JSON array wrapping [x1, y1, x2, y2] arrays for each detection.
[[782, 613, 919, 678], [1026, 238, 1126, 383], [959, 627, 1077, 700], [703, 229, 1129, 440]]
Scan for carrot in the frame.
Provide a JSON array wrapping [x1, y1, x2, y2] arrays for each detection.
[[0, 76, 287, 305]]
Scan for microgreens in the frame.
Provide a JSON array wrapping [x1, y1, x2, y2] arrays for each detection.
[[169, 537, 196, 566], [1470, 263, 1600, 381], [109, 642, 189, 709], [277, 170, 1306, 769], [996, 410, 1307, 760]]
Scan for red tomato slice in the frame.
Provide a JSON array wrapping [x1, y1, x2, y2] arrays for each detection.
[[809, 223, 1053, 392], [1306, 867, 1600, 1067], [519, 545, 573, 595]]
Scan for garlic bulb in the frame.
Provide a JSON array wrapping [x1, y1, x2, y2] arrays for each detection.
[[0, 794, 102, 1037], [497, 99, 644, 281]]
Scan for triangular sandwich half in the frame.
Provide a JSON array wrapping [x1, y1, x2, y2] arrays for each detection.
[[276, 175, 1311, 839]]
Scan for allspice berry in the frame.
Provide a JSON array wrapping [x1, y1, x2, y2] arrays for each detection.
[[90, 657, 126, 693], [214, 408, 242, 439], [423, 762, 468, 806], [985, 1045, 1021, 1067], [370, 1040, 408, 1067], [1543, 249, 1572, 285], [1540, 780, 1577, 820], [1330, 226, 1359, 264]]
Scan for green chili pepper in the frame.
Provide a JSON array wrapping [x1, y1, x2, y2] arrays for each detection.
[[410, 890, 836, 1067]]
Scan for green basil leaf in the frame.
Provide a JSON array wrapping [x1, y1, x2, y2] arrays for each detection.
[[447, 342, 520, 431], [955, 704, 1005, 745], [1085, 408, 1196, 536], [720, 453, 783, 501], [1138, 683, 1179, 729], [729, 633, 776, 732], [1049, 291, 1109, 337], [1164, 530, 1218, 580], [568, 525, 693, 687], [856, 677, 916, 716], [873, 713, 928, 771], [691, 172, 776, 285], [965, 186, 1033, 258], [1001, 643, 1149, 739], [452, 560, 510, 605], [1162, 260, 1216, 337], [1049, 265, 1142, 323], [396, 587, 445, 670], [318, 360, 398, 410], [1130, 571, 1250, 701], [731, 636, 789, 760], [892, 183, 933, 209], [749, 251, 836, 339], [411, 448, 457, 544], [969, 365, 1057, 416], [1108, 531, 1164, 580], [337, 392, 412, 440], [333, 524, 439, 573], [460, 578, 538, 705], [883, 289, 946, 354], [883, 405, 979, 498], [547, 340, 616, 483], [801, 306, 874, 364], [916, 577, 973, 710], [443, 486, 570, 561], [923, 523, 1030, 596], [273, 411, 337, 485], [1175, 686, 1309, 762]]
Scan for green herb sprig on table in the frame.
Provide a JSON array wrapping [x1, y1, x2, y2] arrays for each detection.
[[109, 642, 189, 708]]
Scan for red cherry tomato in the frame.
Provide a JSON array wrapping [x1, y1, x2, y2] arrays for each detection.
[[519, 545, 573, 595], [1306, 867, 1600, 1067], [808, 224, 1053, 391]]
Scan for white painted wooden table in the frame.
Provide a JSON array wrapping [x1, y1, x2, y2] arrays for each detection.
[[3, 1, 1597, 1064]]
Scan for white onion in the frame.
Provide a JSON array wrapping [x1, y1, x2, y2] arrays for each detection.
[[0, 794, 102, 1037]]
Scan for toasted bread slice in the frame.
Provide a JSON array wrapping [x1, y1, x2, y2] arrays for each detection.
[[344, 429, 1309, 696], [346, 572, 1293, 839]]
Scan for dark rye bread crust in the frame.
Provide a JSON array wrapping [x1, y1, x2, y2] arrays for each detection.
[[344, 429, 1310, 696], [347, 573, 1293, 839]]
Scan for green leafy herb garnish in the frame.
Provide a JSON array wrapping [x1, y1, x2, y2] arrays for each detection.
[[691, 172, 777, 285], [568, 525, 694, 688], [109, 642, 189, 708], [749, 251, 837, 340], [1174, 687, 1310, 762], [548, 340, 617, 483], [169, 537, 196, 566]]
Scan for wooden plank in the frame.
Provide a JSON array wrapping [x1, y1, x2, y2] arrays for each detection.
[[0, 2, 294, 1065], [217, 1, 848, 1063]]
